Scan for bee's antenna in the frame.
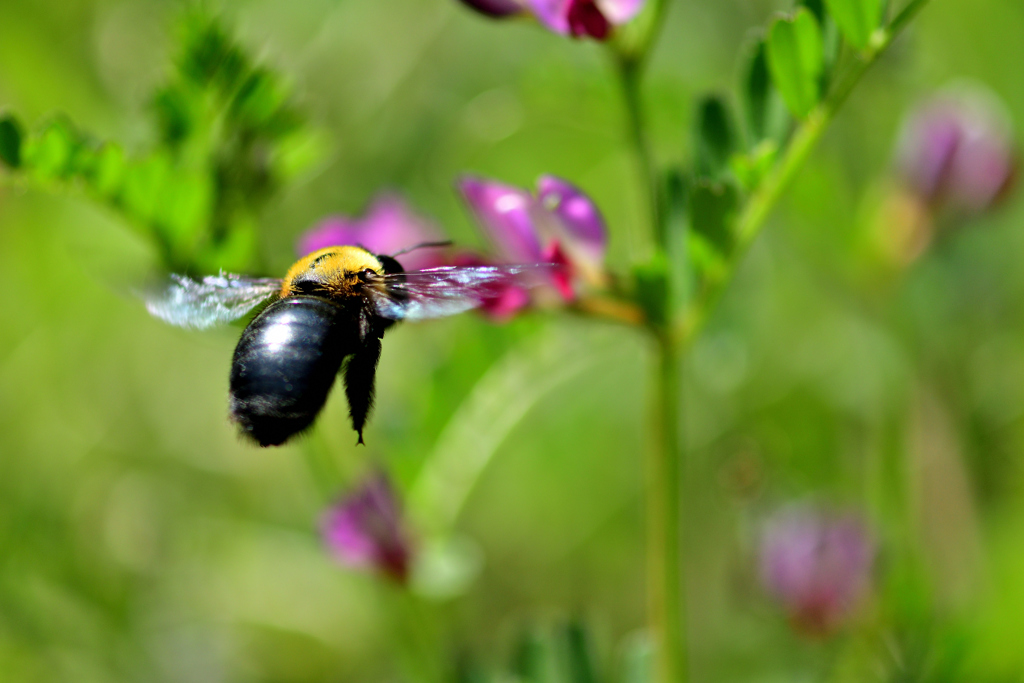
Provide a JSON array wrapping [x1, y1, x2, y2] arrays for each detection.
[[390, 240, 454, 258]]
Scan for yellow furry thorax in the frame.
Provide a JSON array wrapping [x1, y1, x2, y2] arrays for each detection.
[[280, 245, 385, 298]]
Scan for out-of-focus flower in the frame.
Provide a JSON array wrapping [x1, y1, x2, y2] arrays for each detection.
[[322, 471, 412, 583], [759, 506, 875, 637], [457, 174, 608, 319], [897, 85, 1016, 215], [297, 194, 447, 271], [452, 251, 534, 319], [458, 0, 523, 16], [457, 0, 646, 41]]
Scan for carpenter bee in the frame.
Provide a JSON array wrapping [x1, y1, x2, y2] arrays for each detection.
[[146, 245, 551, 447]]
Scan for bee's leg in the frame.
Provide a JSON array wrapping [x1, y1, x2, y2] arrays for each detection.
[[343, 336, 382, 445]]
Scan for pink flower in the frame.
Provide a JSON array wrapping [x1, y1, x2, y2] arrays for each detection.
[[322, 472, 412, 583], [452, 251, 534, 320], [760, 507, 875, 637], [457, 0, 645, 40], [897, 85, 1016, 215], [457, 174, 608, 319], [457, 0, 523, 16], [297, 194, 447, 271]]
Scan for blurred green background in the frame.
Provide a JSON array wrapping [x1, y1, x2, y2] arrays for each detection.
[[2, 0, 1024, 681]]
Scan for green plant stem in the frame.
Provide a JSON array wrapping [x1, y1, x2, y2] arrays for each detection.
[[647, 330, 686, 683], [676, 0, 930, 346], [628, 7, 930, 683], [615, 54, 660, 248], [612, 2, 692, 680]]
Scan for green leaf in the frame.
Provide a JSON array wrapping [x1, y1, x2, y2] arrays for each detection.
[[195, 215, 257, 273], [159, 172, 211, 249], [512, 629, 557, 683], [740, 38, 791, 147], [559, 622, 598, 683], [121, 153, 171, 226], [689, 179, 738, 255], [693, 95, 737, 180], [660, 168, 691, 305], [767, 9, 825, 118], [229, 68, 299, 138], [83, 143, 127, 200], [152, 85, 196, 148], [824, 0, 884, 50], [634, 254, 670, 329], [800, 0, 841, 82], [731, 140, 779, 192], [0, 114, 24, 168], [800, 0, 827, 24], [178, 13, 248, 93], [272, 128, 331, 181], [23, 119, 81, 180], [741, 39, 770, 144]]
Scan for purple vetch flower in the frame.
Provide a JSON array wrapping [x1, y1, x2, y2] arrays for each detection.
[[452, 251, 534, 320], [297, 194, 447, 271], [458, 0, 646, 41], [322, 471, 413, 583], [458, 0, 524, 16], [457, 174, 609, 318], [897, 85, 1016, 215], [759, 507, 875, 636]]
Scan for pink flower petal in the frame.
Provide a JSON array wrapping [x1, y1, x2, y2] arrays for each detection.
[[567, 0, 611, 39], [760, 507, 875, 636], [897, 86, 1016, 215], [541, 241, 576, 301], [453, 252, 534, 320], [296, 194, 446, 270], [322, 472, 412, 582], [458, 0, 525, 17], [536, 175, 608, 268], [458, 176, 545, 263], [523, 0, 571, 34], [596, 0, 645, 24], [297, 218, 363, 257], [359, 195, 447, 270]]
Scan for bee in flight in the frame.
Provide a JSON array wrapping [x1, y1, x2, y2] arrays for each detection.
[[146, 245, 552, 447]]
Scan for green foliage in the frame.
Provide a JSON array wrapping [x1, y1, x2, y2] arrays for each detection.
[[0, 12, 324, 273], [0, 113, 23, 168], [739, 38, 791, 148], [461, 622, 606, 683], [800, 0, 841, 87], [825, 0, 885, 50], [693, 95, 738, 180], [767, 9, 825, 118], [634, 253, 671, 329], [688, 179, 738, 258], [3, 1, 1008, 682], [730, 140, 778, 192], [82, 143, 126, 200], [22, 117, 82, 181]]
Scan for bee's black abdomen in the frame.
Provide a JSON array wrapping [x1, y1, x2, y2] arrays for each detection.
[[229, 296, 354, 446]]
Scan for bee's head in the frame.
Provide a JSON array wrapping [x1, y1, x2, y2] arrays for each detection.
[[282, 246, 386, 297]]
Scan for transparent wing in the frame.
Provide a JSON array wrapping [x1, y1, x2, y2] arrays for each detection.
[[145, 273, 282, 329], [370, 264, 558, 321]]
